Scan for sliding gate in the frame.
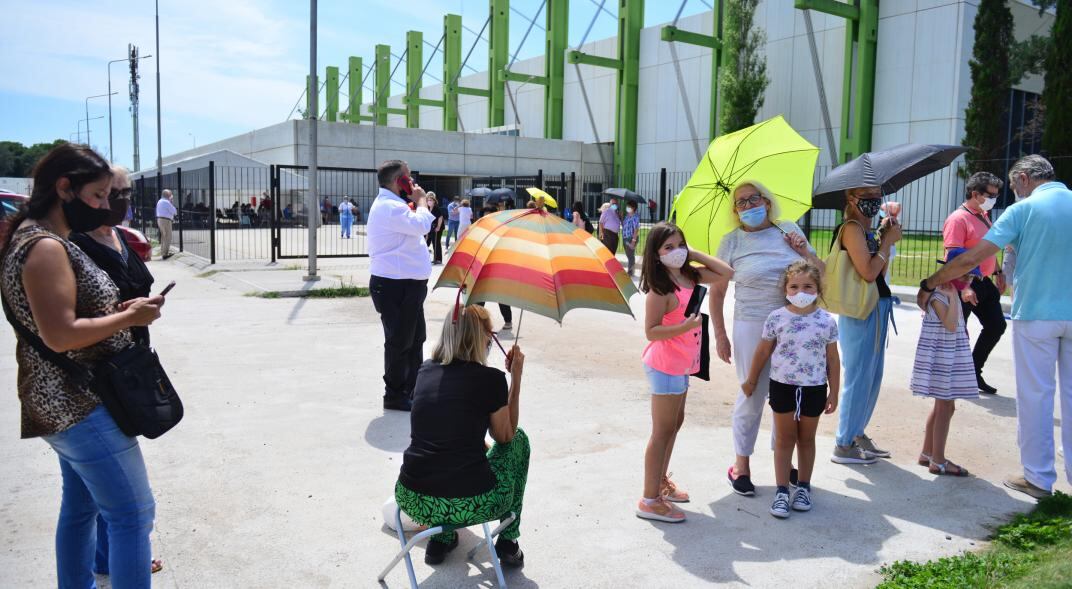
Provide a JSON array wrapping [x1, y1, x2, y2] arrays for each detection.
[[271, 164, 379, 259]]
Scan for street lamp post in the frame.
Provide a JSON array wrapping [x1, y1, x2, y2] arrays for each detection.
[[77, 116, 105, 144], [85, 92, 117, 149], [108, 54, 151, 163], [188, 133, 196, 148]]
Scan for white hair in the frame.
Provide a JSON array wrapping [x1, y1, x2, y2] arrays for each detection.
[[731, 179, 781, 222], [1008, 155, 1055, 182], [161, 189, 173, 198]]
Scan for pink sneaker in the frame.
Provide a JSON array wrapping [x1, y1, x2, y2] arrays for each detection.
[[636, 497, 686, 523], [661, 474, 690, 503]]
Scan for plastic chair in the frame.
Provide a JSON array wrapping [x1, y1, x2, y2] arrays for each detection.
[[378, 505, 516, 588]]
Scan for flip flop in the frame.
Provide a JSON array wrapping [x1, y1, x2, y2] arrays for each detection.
[[151, 559, 163, 574]]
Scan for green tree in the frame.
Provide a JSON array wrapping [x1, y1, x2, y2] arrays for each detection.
[[719, 0, 769, 134], [1042, 0, 1071, 180], [0, 140, 68, 177], [962, 0, 1014, 177]]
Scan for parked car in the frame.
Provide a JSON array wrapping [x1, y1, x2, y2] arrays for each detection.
[[0, 192, 152, 261]]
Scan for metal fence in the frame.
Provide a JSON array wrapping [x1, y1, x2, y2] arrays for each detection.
[[132, 156, 1068, 282]]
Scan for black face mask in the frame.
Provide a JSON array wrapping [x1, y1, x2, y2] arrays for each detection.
[[104, 197, 129, 227], [62, 193, 111, 233], [856, 198, 882, 218]]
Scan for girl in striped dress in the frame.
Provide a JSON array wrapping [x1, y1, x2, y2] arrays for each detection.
[[911, 249, 980, 476]]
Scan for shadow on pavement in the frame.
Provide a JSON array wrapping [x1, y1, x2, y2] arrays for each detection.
[[965, 394, 1018, 419], [365, 412, 411, 452], [650, 461, 1028, 584], [380, 526, 540, 589]]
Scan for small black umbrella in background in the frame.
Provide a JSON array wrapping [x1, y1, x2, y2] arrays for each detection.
[[811, 143, 968, 210], [466, 186, 494, 198], [603, 187, 645, 205], [486, 187, 517, 205]]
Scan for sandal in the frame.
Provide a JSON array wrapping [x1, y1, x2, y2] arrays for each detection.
[[151, 559, 164, 574], [918, 453, 931, 467], [929, 461, 970, 477]]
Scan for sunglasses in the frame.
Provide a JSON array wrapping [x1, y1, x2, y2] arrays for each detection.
[[109, 187, 133, 200]]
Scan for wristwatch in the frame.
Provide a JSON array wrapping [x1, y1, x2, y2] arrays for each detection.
[[919, 278, 935, 293]]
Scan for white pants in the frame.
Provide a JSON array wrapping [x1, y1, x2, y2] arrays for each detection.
[[731, 319, 773, 457], [1012, 320, 1072, 491], [157, 217, 173, 256]]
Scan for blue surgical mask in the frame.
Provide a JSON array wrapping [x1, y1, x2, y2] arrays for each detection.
[[738, 206, 767, 228], [611, 204, 618, 211]]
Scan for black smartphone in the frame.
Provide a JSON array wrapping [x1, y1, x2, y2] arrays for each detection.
[[159, 281, 176, 296], [684, 285, 707, 317]]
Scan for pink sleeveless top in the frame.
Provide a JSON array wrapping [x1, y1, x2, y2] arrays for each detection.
[[642, 286, 702, 376]]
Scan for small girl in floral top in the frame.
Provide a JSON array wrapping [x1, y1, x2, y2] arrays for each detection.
[[742, 260, 840, 519]]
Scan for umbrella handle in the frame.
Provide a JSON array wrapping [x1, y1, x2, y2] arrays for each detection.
[[513, 309, 524, 343]]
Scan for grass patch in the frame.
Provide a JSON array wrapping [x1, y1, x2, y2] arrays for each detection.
[[252, 286, 369, 299], [877, 492, 1072, 589], [196, 270, 222, 278]]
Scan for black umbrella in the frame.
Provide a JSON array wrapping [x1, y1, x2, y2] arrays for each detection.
[[466, 186, 494, 198], [486, 187, 516, 205], [812, 144, 967, 210], [603, 187, 645, 205]]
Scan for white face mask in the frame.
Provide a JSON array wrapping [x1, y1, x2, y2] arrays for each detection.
[[786, 292, 818, 309], [659, 247, 688, 269], [980, 197, 996, 211]]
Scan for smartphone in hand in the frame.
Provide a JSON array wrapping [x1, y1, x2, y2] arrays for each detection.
[[159, 281, 176, 296]]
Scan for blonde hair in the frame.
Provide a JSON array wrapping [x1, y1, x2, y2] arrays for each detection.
[[731, 179, 780, 223], [461, 199, 470, 207], [432, 304, 492, 365], [779, 259, 824, 299], [427, 191, 437, 199]]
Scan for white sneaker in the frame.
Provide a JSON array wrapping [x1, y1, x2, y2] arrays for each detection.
[[770, 491, 790, 519], [791, 487, 812, 512], [854, 435, 891, 458], [831, 443, 878, 465]]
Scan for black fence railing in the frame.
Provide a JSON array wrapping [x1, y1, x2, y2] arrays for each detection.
[[132, 156, 1068, 283]]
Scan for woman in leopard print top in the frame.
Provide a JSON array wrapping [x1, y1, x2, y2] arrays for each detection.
[[0, 143, 164, 588]]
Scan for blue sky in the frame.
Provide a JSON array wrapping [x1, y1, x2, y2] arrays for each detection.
[[1, 1, 712, 172]]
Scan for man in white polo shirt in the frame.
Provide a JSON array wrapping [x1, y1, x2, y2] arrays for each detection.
[[368, 160, 434, 411]]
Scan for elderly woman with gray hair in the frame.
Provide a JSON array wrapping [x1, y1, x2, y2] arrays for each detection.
[[709, 180, 824, 496]]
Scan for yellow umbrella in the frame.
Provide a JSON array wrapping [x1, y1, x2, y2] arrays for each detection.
[[525, 187, 558, 209]]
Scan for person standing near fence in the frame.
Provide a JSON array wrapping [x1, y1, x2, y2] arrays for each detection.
[[338, 196, 355, 239], [368, 160, 434, 412], [941, 172, 1008, 395], [621, 201, 640, 276], [599, 197, 621, 254], [919, 155, 1072, 500], [155, 189, 176, 260], [425, 193, 444, 265], [445, 196, 461, 249]]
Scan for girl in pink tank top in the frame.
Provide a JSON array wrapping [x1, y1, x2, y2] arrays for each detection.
[[635, 223, 733, 523]]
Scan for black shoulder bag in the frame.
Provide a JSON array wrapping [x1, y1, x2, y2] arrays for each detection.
[[2, 297, 182, 439], [686, 285, 711, 381]]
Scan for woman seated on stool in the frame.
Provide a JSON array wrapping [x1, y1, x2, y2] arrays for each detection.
[[395, 304, 529, 567]]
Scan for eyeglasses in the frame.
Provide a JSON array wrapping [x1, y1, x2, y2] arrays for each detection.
[[734, 194, 764, 209], [109, 187, 133, 200], [985, 190, 1000, 198]]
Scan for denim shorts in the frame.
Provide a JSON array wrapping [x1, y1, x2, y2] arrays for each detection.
[[644, 364, 689, 395]]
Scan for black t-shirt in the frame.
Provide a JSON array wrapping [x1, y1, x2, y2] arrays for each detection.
[[399, 360, 509, 498]]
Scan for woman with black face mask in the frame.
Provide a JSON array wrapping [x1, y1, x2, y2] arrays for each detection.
[[0, 143, 163, 588], [70, 165, 155, 347], [829, 186, 903, 467]]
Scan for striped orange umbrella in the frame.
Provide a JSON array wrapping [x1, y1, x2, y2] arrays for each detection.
[[436, 208, 638, 323]]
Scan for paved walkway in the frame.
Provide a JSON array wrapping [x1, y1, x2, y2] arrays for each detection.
[[0, 257, 1064, 588]]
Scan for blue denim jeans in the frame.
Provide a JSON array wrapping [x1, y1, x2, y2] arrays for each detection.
[[835, 297, 894, 447], [43, 405, 155, 589], [445, 220, 460, 248]]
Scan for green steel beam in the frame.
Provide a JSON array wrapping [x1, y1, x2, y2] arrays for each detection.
[[544, 0, 568, 139], [488, 0, 509, 127], [659, 25, 721, 50], [386, 108, 408, 116], [795, 0, 875, 162], [347, 57, 362, 124], [457, 86, 492, 97], [566, 50, 622, 70], [794, 0, 859, 22], [411, 98, 446, 107], [326, 66, 339, 122], [443, 14, 462, 131], [373, 44, 390, 125], [615, 0, 643, 188], [406, 31, 422, 128], [498, 70, 548, 85]]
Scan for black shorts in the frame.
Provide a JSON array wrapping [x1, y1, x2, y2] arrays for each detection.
[[768, 380, 828, 418]]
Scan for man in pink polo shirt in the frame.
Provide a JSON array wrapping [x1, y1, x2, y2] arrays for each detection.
[[942, 171, 1008, 394]]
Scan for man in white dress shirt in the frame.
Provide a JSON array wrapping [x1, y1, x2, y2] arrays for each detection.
[[156, 189, 178, 259], [368, 160, 434, 411]]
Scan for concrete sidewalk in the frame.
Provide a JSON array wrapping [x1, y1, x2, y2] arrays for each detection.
[[0, 257, 1064, 588]]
